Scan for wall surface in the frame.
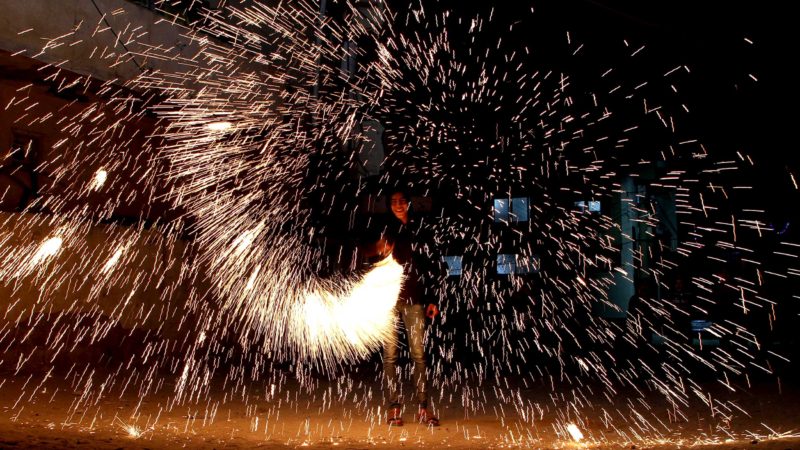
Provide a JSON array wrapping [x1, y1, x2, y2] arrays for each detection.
[[0, 0, 201, 83]]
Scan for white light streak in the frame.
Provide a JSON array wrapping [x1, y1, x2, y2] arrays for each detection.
[[91, 168, 108, 191], [206, 121, 233, 131], [566, 423, 584, 442], [32, 236, 63, 266]]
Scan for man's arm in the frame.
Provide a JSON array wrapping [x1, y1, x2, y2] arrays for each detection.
[[361, 238, 394, 264], [413, 220, 447, 319]]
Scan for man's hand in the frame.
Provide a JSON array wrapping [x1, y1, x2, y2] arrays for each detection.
[[425, 303, 439, 319], [376, 239, 394, 259], [373, 238, 394, 259], [362, 238, 393, 260]]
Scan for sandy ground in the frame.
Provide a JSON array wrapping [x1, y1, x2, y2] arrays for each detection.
[[1, 371, 799, 450]]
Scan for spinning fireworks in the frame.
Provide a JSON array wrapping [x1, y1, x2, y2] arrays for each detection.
[[0, 0, 797, 447]]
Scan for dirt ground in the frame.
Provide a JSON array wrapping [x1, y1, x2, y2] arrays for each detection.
[[1, 372, 799, 450]]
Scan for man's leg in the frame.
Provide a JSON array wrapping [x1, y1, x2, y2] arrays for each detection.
[[383, 313, 401, 409], [403, 304, 428, 408]]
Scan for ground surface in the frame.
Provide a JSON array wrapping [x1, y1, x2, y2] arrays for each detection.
[[1, 371, 799, 449]]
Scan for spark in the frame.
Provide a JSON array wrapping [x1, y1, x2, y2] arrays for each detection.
[[31, 236, 63, 266], [91, 168, 108, 191], [100, 245, 124, 274], [566, 423, 584, 442], [206, 121, 233, 131], [114, 417, 145, 439], [124, 424, 142, 439]]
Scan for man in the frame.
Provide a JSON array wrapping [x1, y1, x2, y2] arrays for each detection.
[[377, 189, 440, 427]]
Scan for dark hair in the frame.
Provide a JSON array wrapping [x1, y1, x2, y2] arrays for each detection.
[[384, 188, 411, 211]]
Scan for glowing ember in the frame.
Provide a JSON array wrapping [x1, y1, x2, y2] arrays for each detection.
[[31, 236, 63, 266], [91, 168, 108, 191], [124, 425, 142, 439], [206, 121, 233, 131], [566, 423, 583, 442], [101, 246, 124, 275]]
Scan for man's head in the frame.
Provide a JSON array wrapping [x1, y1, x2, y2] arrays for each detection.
[[389, 190, 410, 224]]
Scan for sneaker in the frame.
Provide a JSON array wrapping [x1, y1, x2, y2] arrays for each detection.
[[387, 407, 403, 426], [417, 407, 439, 426]]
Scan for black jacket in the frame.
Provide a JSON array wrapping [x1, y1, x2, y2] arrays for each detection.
[[385, 217, 444, 306]]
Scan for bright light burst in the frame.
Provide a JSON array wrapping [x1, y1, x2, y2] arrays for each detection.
[[91, 168, 108, 191], [566, 423, 584, 442], [298, 255, 403, 361], [32, 236, 63, 265], [206, 121, 234, 132]]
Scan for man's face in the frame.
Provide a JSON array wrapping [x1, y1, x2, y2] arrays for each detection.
[[390, 192, 409, 221]]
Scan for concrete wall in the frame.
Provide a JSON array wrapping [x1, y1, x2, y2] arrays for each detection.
[[0, 0, 201, 83], [0, 47, 177, 220], [0, 210, 212, 373], [0, 212, 198, 336]]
